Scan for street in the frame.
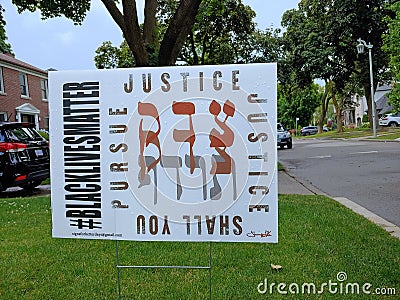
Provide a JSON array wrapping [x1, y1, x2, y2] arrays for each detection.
[[278, 138, 400, 227]]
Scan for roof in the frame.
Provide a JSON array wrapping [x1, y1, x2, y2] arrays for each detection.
[[362, 84, 393, 114], [376, 95, 392, 114], [0, 53, 47, 76], [375, 84, 393, 114]]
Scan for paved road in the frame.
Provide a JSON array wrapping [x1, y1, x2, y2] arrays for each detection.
[[278, 138, 400, 227]]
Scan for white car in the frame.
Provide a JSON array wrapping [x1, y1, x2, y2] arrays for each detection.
[[379, 113, 400, 127]]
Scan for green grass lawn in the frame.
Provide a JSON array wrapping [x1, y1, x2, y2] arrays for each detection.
[[298, 127, 400, 140], [373, 127, 400, 140], [1, 195, 399, 299]]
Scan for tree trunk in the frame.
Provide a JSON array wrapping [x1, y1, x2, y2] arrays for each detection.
[[143, 0, 157, 46], [189, 32, 199, 65], [329, 80, 343, 133], [103, 0, 202, 67], [158, 0, 202, 66], [335, 107, 343, 133], [317, 80, 330, 133], [102, 0, 149, 66], [364, 84, 378, 130]]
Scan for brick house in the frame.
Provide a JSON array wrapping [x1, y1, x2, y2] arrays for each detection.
[[0, 52, 49, 130]]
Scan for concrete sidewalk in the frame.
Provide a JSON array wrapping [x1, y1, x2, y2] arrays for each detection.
[[278, 170, 316, 195], [278, 170, 400, 239]]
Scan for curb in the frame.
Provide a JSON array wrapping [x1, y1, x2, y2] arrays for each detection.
[[283, 170, 400, 240], [294, 137, 400, 143], [333, 197, 400, 240], [353, 138, 400, 143]]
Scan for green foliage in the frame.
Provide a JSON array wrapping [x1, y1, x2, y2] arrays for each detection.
[[383, 2, 400, 113], [361, 121, 371, 129], [94, 0, 261, 67], [278, 83, 321, 129], [389, 85, 400, 113], [280, 0, 393, 130], [250, 28, 282, 64], [94, 40, 135, 69], [94, 41, 119, 69], [281, 3, 335, 85], [178, 0, 257, 65], [118, 40, 136, 67], [12, 0, 91, 25], [0, 4, 12, 53], [362, 114, 370, 123]]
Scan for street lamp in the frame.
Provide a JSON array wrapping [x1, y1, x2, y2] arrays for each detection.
[[356, 38, 377, 138]]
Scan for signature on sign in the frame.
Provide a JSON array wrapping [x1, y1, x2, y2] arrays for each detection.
[[246, 230, 272, 238]]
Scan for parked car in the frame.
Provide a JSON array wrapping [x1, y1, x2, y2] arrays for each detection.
[[300, 125, 328, 136], [0, 122, 50, 192], [300, 126, 318, 136], [379, 113, 400, 127], [277, 123, 292, 149]]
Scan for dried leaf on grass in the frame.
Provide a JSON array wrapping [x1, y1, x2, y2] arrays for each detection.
[[270, 263, 283, 271]]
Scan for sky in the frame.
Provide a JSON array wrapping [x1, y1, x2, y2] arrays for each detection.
[[3, 0, 299, 71]]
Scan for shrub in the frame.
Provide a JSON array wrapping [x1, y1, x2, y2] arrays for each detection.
[[361, 122, 371, 128]]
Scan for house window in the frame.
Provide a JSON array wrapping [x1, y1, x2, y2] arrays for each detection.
[[19, 73, 29, 97], [0, 112, 6, 121], [41, 79, 48, 100], [44, 116, 49, 130], [0, 67, 4, 93]]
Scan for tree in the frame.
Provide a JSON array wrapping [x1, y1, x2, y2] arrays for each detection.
[[178, 0, 256, 65], [94, 40, 134, 69], [383, 1, 400, 113], [11, 0, 202, 66], [281, 3, 335, 132], [94, 0, 260, 67], [328, 0, 394, 128], [278, 83, 321, 130], [94, 41, 119, 69], [0, 4, 12, 53], [249, 28, 282, 64], [281, 0, 395, 132]]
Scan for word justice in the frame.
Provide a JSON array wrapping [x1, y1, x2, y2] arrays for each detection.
[[123, 70, 241, 93]]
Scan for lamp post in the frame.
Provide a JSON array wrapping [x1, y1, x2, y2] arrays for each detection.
[[357, 38, 377, 138], [295, 117, 299, 136]]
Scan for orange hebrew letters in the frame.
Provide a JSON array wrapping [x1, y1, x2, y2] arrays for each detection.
[[172, 101, 196, 173], [210, 148, 232, 174], [208, 100, 237, 200], [209, 100, 235, 147], [138, 102, 161, 180]]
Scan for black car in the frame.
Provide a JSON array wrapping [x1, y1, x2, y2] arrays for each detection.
[[0, 122, 50, 192], [277, 123, 292, 149]]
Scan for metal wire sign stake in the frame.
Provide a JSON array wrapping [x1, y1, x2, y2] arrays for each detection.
[[115, 240, 213, 299]]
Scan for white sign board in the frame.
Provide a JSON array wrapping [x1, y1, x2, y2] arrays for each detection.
[[49, 64, 278, 242]]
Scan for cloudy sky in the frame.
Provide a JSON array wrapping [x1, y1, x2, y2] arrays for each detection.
[[3, 0, 299, 71]]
